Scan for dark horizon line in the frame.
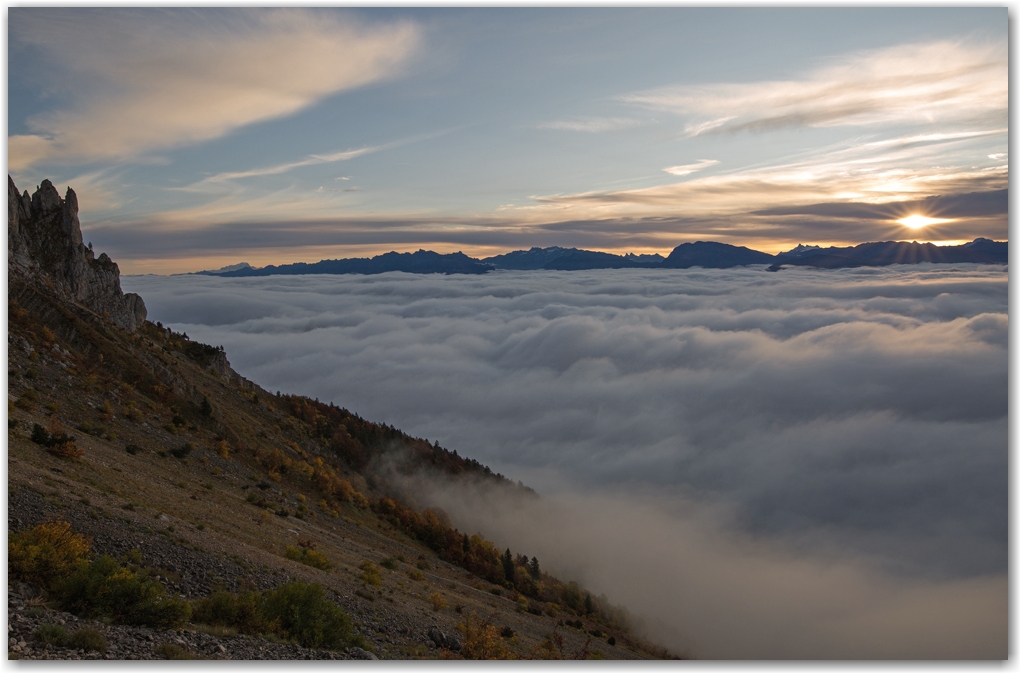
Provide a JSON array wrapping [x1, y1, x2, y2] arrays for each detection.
[[168, 237, 1007, 278]]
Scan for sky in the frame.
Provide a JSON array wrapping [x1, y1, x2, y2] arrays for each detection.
[[7, 8, 1008, 274], [124, 263, 1007, 658]]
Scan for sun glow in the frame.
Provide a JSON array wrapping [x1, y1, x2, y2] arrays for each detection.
[[898, 214, 954, 229]]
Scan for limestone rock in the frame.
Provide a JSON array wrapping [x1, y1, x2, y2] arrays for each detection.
[[8, 175, 146, 331]]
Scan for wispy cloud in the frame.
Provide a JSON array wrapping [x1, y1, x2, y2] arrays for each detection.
[[622, 40, 1005, 135], [197, 145, 387, 185], [535, 117, 642, 133], [662, 159, 718, 176], [8, 9, 420, 170]]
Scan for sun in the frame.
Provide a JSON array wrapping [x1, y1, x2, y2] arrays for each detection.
[[898, 214, 953, 230]]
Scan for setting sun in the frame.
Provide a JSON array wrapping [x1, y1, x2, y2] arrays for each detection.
[[898, 214, 954, 229]]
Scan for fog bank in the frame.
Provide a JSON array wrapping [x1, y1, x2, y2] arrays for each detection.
[[124, 264, 1007, 657]]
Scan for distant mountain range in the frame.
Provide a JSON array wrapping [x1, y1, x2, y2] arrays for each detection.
[[199, 238, 1007, 277]]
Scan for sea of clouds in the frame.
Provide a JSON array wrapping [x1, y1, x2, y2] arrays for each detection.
[[124, 264, 1007, 658]]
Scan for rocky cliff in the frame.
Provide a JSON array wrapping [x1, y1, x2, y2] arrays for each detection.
[[8, 176, 146, 331]]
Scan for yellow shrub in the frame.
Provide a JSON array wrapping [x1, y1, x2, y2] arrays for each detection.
[[284, 546, 333, 571], [216, 441, 230, 460], [428, 592, 448, 612], [457, 614, 514, 660], [9, 521, 91, 590]]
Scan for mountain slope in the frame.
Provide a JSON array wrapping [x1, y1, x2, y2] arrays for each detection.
[[6, 176, 664, 661], [661, 241, 775, 268]]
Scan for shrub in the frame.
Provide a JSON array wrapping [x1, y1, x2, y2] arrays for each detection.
[[47, 439, 84, 459], [33, 623, 69, 646], [379, 557, 398, 570], [170, 442, 194, 459], [56, 555, 192, 628], [31, 420, 82, 458], [191, 590, 267, 635], [15, 390, 37, 410], [407, 568, 424, 582], [359, 561, 382, 586], [457, 614, 513, 660], [428, 592, 448, 612], [155, 642, 196, 659], [125, 444, 143, 455], [68, 628, 108, 653], [260, 580, 357, 650], [9, 520, 91, 590], [284, 546, 333, 571]]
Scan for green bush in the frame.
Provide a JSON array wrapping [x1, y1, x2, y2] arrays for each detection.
[[191, 590, 268, 635], [155, 642, 197, 659], [379, 557, 398, 570], [68, 628, 108, 653], [170, 442, 194, 459], [56, 555, 191, 628], [33, 624, 69, 646], [260, 580, 358, 650], [359, 561, 382, 586]]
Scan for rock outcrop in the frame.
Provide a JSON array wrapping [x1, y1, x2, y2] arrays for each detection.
[[8, 175, 146, 331]]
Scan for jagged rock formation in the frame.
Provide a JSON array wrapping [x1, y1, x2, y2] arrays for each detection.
[[8, 176, 146, 331]]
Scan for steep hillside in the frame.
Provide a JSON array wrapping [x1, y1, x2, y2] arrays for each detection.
[[7, 177, 667, 661]]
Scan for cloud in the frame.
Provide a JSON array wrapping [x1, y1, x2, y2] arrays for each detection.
[[621, 40, 1006, 134], [123, 265, 1006, 657], [196, 146, 387, 185], [8, 9, 420, 169], [662, 159, 718, 176], [751, 189, 1008, 221], [535, 117, 642, 133], [528, 131, 1008, 222]]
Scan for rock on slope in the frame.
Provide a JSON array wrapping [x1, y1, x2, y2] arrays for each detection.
[[8, 176, 146, 331]]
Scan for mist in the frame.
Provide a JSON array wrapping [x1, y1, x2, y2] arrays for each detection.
[[396, 472, 1005, 659], [123, 264, 1007, 658]]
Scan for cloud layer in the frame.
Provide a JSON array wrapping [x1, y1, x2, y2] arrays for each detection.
[[124, 264, 1006, 656], [8, 9, 419, 169]]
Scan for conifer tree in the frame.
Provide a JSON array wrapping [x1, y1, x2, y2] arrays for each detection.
[[529, 556, 540, 580], [502, 548, 515, 586]]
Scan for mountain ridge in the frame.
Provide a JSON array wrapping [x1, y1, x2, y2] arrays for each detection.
[[201, 239, 1007, 278]]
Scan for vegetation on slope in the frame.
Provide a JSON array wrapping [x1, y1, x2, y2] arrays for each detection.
[[7, 280, 662, 659]]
